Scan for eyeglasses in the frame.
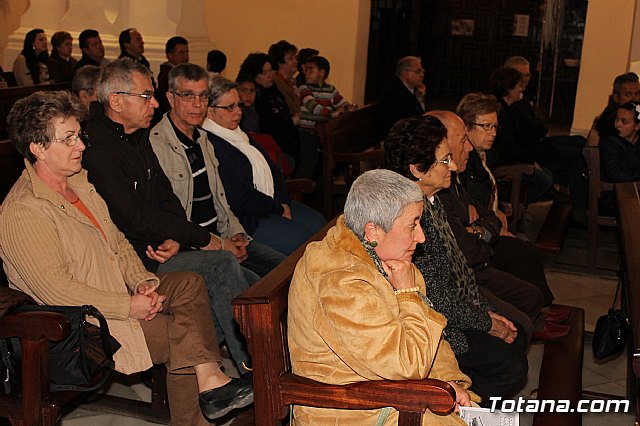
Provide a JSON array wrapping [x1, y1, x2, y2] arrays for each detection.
[[474, 122, 499, 131], [211, 102, 244, 112], [407, 68, 425, 74], [50, 132, 86, 147], [115, 91, 155, 103], [435, 153, 454, 166], [172, 91, 210, 103]]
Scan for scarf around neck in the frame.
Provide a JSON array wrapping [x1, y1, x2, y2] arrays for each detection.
[[202, 117, 275, 197]]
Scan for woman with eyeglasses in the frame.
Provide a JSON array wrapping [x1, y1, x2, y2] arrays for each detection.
[[456, 94, 556, 304], [385, 115, 528, 405], [202, 76, 326, 255], [238, 52, 301, 172], [1, 91, 254, 424]]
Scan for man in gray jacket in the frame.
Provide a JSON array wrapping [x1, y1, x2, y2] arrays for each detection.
[[149, 63, 285, 278]]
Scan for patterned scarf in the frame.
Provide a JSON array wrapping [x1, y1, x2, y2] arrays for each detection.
[[422, 196, 483, 307]]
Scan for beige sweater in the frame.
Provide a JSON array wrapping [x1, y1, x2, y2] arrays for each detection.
[[0, 161, 157, 373], [12, 54, 51, 86]]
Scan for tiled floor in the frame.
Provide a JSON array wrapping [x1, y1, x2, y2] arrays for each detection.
[[514, 200, 635, 425], [12, 201, 638, 425]]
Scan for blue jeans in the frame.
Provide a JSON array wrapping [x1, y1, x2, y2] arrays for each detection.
[[242, 240, 286, 277], [252, 201, 326, 255], [157, 249, 256, 373]]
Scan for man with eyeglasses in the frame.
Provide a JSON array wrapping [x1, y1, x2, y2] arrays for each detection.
[[82, 58, 254, 422], [378, 55, 426, 139], [149, 63, 285, 276], [429, 111, 554, 344]]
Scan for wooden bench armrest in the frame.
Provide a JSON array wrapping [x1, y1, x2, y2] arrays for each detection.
[[493, 164, 535, 180], [0, 311, 70, 341], [280, 373, 456, 415]]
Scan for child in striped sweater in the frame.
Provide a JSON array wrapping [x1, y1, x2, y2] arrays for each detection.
[[298, 56, 356, 130]]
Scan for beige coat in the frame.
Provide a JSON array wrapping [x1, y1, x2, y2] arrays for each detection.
[[288, 217, 473, 425], [0, 161, 157, 374], [149, 115, 245, 238]]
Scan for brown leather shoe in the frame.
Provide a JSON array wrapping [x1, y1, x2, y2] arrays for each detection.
[[533, 321, 571, 341]]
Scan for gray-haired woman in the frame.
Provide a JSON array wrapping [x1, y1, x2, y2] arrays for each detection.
[[201, 76, 325, 255], [288, 169, 474, 425]]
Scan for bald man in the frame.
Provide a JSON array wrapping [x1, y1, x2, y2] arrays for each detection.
[[428, 110, 562, 342]]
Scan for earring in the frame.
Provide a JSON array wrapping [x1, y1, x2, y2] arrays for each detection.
[[366, 240, 378, 248]]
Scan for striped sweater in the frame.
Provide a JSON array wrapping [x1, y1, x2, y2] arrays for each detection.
[[298, 82, 347, 129]]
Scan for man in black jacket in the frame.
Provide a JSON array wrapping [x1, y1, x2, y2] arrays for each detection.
[[82, 59, 255, 415], [74, 29, 109, 71], [378, 56, 426, 139]]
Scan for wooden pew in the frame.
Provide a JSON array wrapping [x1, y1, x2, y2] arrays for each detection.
[[534, 201, 573, 256], [232, 218, 457, 426], [493, 163, 535, 232], [615, 182, 640, 421], [532, 305, 585, 426], [583, 142, 616, 269], [316, 104, 384, 218], [0, 83, 70, 139]]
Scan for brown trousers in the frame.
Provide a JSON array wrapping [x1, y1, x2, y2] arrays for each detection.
[[140, 271, 222, 426]]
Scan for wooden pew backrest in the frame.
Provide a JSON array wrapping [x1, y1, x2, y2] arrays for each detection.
[[316, 104, 384, 218], [0, 83, 71, 139]]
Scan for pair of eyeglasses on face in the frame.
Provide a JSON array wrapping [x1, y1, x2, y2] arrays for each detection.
[[172, 91, 210, 103], [474, 122, 499, 131], [49, 132, 87, 147], [115, 91, 155, 103], [408, 68, 425, 74], [435, 152, 454, 166], [210, 102, 244, 112]]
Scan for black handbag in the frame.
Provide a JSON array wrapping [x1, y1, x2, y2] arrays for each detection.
[[592, 282, 629, 360], [1, 304, 121, 394]]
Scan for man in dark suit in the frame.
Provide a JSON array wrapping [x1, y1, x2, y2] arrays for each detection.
[[378, 55, 426, 138]]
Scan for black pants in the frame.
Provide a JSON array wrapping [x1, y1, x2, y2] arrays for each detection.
[[489, 235, 554, 306], [539, 135, 588, 208], [457, 322, 528, 405]]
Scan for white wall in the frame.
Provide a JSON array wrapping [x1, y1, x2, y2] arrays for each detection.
[[0, 0, 371, 104], [571, 0, 637, 135]]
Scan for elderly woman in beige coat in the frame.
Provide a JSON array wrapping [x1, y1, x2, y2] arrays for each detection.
[[0, 91, 252, 424], [288, 169, 476, 425]]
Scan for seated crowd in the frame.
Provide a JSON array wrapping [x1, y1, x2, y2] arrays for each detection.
[[0, 25, 627, 424]]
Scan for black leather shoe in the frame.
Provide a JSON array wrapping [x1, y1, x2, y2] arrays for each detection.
[[199, 377, 254, 420]]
